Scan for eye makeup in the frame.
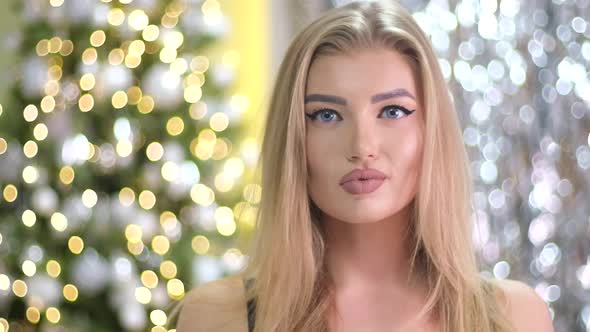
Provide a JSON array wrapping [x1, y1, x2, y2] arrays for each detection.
[[304, 104, 415, 122]]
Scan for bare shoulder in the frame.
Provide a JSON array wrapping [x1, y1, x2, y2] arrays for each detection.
[[175, 275, 248, 332], [496, 278, 554, 332]]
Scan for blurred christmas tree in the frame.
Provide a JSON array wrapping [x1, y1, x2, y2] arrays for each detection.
[[0, 0, 260, 330]]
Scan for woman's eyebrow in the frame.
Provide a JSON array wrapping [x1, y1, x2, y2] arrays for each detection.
[[304, 88, 416, 105]]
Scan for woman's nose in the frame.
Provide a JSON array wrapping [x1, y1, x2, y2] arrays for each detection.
[[345, 118, 378, 162]]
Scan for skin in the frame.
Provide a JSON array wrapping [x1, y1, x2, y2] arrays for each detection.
[[303, 46, 555, 332], [305, 46, 429, 331]]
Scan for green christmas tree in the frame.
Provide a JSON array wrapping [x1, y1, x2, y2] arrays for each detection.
[[0, 0, 260, 330]]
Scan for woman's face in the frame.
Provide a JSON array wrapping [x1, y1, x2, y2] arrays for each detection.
[[304, 47, 424, 224]]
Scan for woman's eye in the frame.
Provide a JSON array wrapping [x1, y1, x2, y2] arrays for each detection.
[[380, 105, 414, 119], [305, 109, 341, 122], [305, 105, 414, 123]]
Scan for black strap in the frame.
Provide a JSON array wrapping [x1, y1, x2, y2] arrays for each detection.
[[245, 278, 256, 332]]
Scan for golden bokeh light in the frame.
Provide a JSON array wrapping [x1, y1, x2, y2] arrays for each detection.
[[166, 116, 184, 136], [33, 123, 49, 141], [60, 40, 74, 56], [78, 93, 95, 112], [198, 128, 217, 142], [46, 307, 61, 323], [209, 112, 229, 132], [211, 138, 230, 160], [0, 274, 9, 291], [128, 10, 149, 31], [127, 86, 143, 105], [80, 73, 96, 91], [189, 101, 207, 120], [108, 8, 125, 26], [146, 142, 164, 161], [150, 309, 167, 326], [63, 284, 79, 302], [68, 236, 84, 254], [171, 58, 188, 75], [161, 161, 179, 182], [50, 212, 68, 232], [22, 260, 36, 277], [41, 95, 56, 113], [151, 235, 170, 255], [190, 55, 210, 72], [23, 140, 38, 158], [90, 30, 106, 47], [22, 209, 36, 227], [195, 142, 214, 159], [161, 13, 179, 28], [135, 286, 151, 304], [160, 211, 177, 230], [26, 306, 41, 324], [49, 0, 64, 7], [12, 279, 28, 297], [214, 172, 235, 193], [109, 48, 125, 65], [116, 139, 133, 157], [190, 183, 215, 206], [138, 190, 156, 209], [138, 95, 155, 114], [82, 189, 98, 208], [23, 104, 39, 122], [184, 85, 202, 103], [223, 158, 245, 179], [127, 241, 144, 256], [119, 187, 136, 206], [185, 72, 205, 87], [215, 206, 236, 236], [22, 165, 39, 184], [46, 260, 61, 278], [3, 184, 17, 203], [142, 24, 160, 42], [44, 80, 60, 96], [167, 279, 184, 300], [0, 138, 6, 155], [160, 260, 177, 279], [125, 224, 143, 243], [36, 39, 49, 56], [191, 235, 210, 255], [82, 48, 98, 65], [59, 166, 75, 185], [48, 65, 63, 80], [125, 54, 143, 68], [112, 90, 128, 109], [48, 37, 62, 53], [159, 47, 177, 63], [141, 270, 158, 289]]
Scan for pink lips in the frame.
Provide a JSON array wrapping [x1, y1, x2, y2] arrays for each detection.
[[339, 168, 387, 195]]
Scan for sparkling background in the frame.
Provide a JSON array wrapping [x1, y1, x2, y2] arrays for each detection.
[[0, 0, 261, 330], [334, 0, 590, 331], [0, 0, 588, 331]]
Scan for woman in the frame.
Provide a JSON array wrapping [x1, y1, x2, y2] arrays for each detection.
[[173, 1, 554, 331]]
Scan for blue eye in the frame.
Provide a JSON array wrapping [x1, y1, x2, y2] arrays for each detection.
[[305, 109, 341, 123], [305, 105, 414, 123], [380, 105, 414, 119]]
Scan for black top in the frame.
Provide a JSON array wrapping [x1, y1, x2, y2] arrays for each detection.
[[244, 278, 256, 332]]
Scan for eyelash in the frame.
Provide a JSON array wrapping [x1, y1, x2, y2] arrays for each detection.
[[305, 105, 415, 123]]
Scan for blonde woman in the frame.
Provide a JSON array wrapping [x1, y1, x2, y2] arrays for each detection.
[[173, 1, 554, 331]]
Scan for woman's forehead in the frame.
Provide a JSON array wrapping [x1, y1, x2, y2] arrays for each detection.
[[305, 49, 418, 98]]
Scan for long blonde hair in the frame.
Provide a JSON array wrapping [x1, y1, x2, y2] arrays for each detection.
[[235, 1, 515, 331]]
